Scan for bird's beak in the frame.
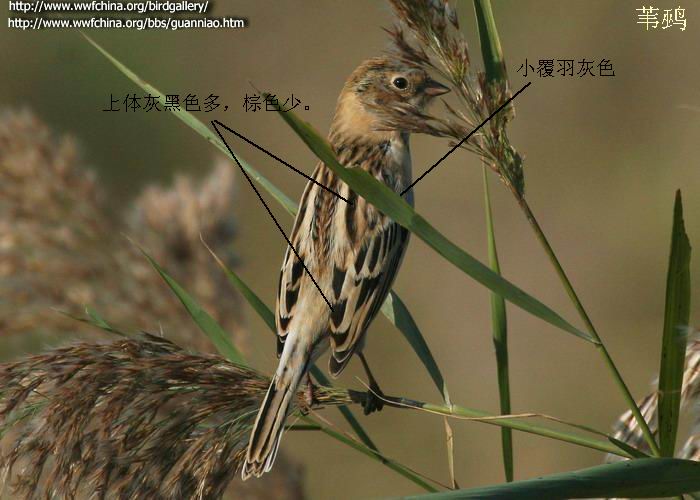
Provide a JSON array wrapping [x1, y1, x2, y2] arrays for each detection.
[[424, 79, 451, 97]]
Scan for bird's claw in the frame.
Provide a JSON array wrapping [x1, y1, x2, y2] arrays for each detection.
[[301, 375, 316, 414], [362, 382, 385, 415]]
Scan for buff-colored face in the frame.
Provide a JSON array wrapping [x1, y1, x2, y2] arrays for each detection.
[[351, 59, 450, 110]]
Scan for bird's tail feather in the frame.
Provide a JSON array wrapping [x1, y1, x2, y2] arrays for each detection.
[[242, 368, 304, 479]]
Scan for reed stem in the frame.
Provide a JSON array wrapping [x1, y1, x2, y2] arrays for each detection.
[[514, 194, 661, 456]]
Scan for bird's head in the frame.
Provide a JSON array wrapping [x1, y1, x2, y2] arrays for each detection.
[[349, 56, 450, 109], [330, 56, 449, 141]]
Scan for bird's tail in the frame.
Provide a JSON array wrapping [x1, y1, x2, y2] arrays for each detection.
[[242, 348, 307, 479]]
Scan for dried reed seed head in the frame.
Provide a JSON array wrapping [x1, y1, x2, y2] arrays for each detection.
[[385, 27, 433, 69], [122, 157, 245, 352], [0, 110, 245, 354], [0, 110, 305, 497], [0, 110, 110, 345], [606, 392, 659, 463], [681, 334, 700, 402], [0, 334, 346, 499], [607, 329, 700, 463], [0, 109, 95, 204], [389, 1, 455, 51], [388, 0, 471, 84], [127, 159, 237, 264], [676, 334, 700, 462], [680, 432, 700, 461], [386, 0, 526, 196]]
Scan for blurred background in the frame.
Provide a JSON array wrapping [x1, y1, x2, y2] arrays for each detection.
[[1, 0, 699, 498]]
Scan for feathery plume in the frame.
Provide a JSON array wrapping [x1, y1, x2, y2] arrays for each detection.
[[0, 334, 349, 499], [384, 0, 525, 196], [0, 109, 303, 497], [607, 329, 700, 463], [675, 332, 700, 461], [0, 110, 245, 354]]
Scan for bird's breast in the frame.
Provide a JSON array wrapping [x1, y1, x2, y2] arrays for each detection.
[[385, 136, 413, 205]]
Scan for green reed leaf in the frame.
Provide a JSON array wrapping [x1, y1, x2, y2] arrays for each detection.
[[83, 35, 418, 458], [203, 238, 276, 331], [272, 106, 592, 343], [410, 400, 630, 458], [83, 38, 605, 484], [81, 33, 297, 216], [473, 0, 507, 85], [381, 291, 458, 486], [608, 436, 651, 459], [56, 307, 128, 337], [135, 243, 247, 366], [658, 190, 692, 457], [404, 458, 700, 499], [83, 34, 456, 375], [382, 291, 449, 402], [203, 242, 379, 452], [482, 168, 513, 482]]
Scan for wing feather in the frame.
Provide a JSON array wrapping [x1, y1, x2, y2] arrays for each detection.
[[328, 217, 409, 376], [276, 247, 303, 356], [275, 166, 320, 356]]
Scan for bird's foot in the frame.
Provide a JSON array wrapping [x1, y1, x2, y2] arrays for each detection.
[[362, 381, 385, 415], [300, 374, 316, 415]]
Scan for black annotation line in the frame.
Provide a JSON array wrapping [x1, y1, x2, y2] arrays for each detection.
[[212, 120, 351, 204], [211, 120, 334, 312], [400, 81, 532, 196]]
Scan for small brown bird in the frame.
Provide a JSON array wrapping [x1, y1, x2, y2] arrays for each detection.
[[242, 56, 449, 479]]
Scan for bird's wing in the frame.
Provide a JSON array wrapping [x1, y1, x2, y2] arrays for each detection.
[[275, 172, 317, 357], [276, 246, 303, 357], [328, 218, 409, 376]]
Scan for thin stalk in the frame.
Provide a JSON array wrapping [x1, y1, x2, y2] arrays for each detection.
[[377, 395, 631, 458], [470, 0, 660, 458], [347, 385, 632, 458], [310, 367, 380, 452], [514, 193, 661, 456], [203, 240, 380, 453], [473, 0, 513, 482], [482, 166, 513, 481]]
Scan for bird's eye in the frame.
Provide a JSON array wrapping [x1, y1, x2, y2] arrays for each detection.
[[392, 77, 408, 90]]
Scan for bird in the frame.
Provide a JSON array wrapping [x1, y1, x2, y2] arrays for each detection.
[[242, 56, 449, 479]]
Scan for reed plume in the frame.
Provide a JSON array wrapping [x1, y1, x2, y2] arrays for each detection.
[[607, 330, 700, 462], [384, 0, 525, 196], [0, 333, 347, 499], [0, 110, 245, 354], [0, 109, 303, 498]]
